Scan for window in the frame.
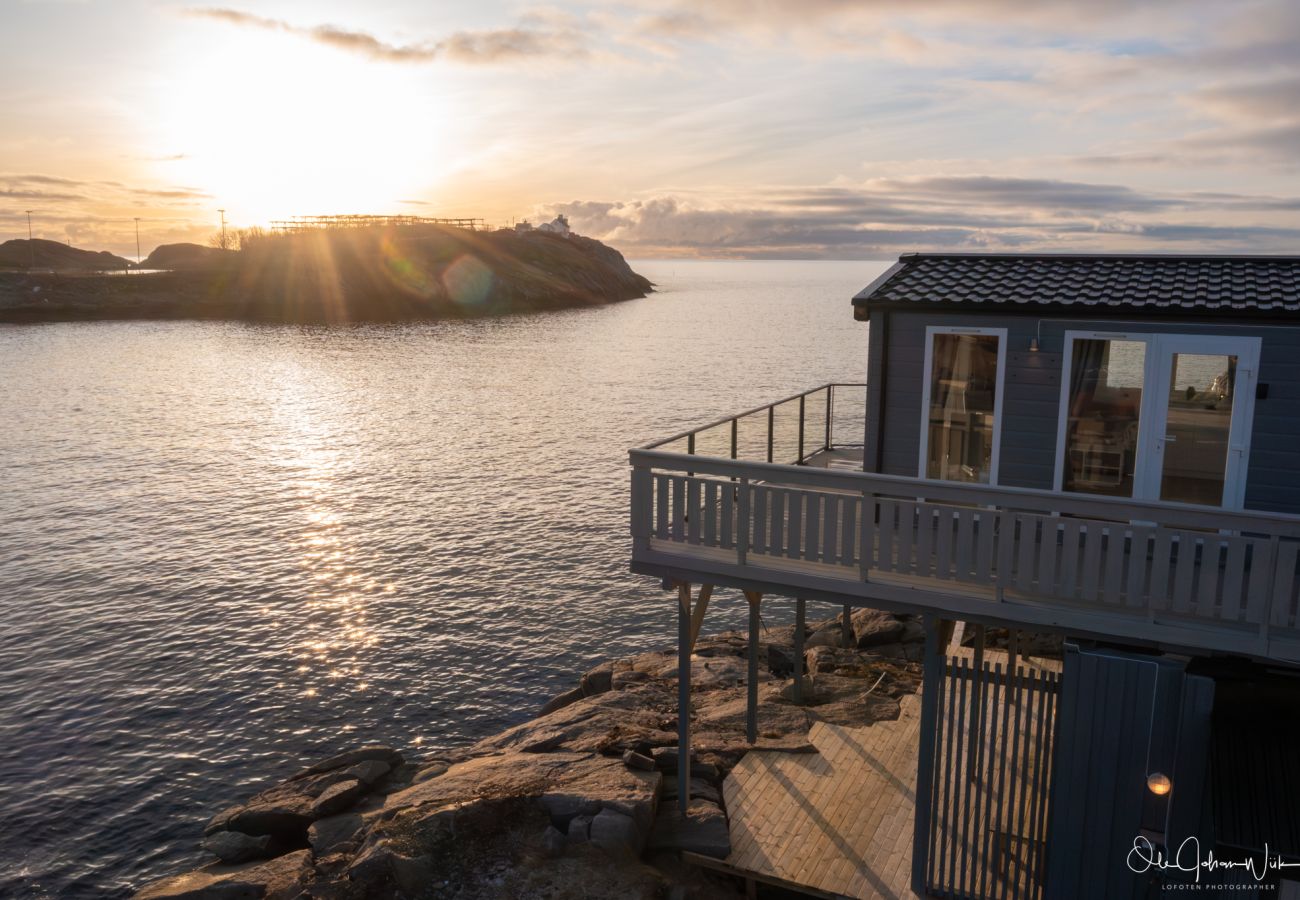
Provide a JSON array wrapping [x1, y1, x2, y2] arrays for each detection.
[[920, 328, 1006, 484], [1060, 338, 1146, 497]]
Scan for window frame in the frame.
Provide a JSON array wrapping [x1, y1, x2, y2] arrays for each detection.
[[917, 325, 1009, 486]]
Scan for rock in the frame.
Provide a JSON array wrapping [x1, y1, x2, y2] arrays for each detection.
[[296, 746, 403, 778], [342, 759, 391, 786], [410, 762, 447, 784], [805, 625, 845, 649], [848, 609, 907, 647], [135, 849, 311, 900], [612, 669, 651, 690], [538, 686, 585, 716], [580, 661, 614, 696], [690, 655, 751, 691], [778, 675, 818, 702], [200, 830, 271, 864], [308, 813, 363, 855], [659, 777, 722, 806], [567, 815, 592, 843], [471, 685, 673, 755], [589, 808, 643, 856], [872, 642, 907, 660], [622, 749, 656, 771], [649, 800, 730, 859], [542, 824, 567, 858], [344, 840, 433, 898], [310, 778, 367, 818], [766, 643, 794, 677]]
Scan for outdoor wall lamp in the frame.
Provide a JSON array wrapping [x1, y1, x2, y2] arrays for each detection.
[[1147, 773, 1172, 796]]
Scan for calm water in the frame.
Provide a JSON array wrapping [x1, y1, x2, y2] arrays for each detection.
[[0, 259, 886, 897]]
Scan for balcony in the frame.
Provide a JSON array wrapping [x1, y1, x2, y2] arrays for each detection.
[[630, 384, 1300, 664]]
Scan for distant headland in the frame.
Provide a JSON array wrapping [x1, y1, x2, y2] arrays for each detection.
[[0, 217, 653, 324]]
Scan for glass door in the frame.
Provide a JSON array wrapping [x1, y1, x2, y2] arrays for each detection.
[[1142, 336, 1259, 508]]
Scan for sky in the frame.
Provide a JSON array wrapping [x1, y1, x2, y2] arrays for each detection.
[[1, 0, 1298, 258]]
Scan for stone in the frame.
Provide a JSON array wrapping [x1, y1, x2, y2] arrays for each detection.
[[690, 655, 751, 691], [344, 840, 432, 898], [766, 643, 795, 677], [805, 624, 845, 649], [611, 669, 651, 690], [567, 814, 592, 843], [310, 778, 367, 818], [538, 686, 585, 716], [295, 746, 403, 778], [850, 608, 908, 647], [542, 825, 567, 858], [659, 777, 721, 806], [580, 661, 614, 696], [779, 675, 818, 702], [470, 685, 673, 755], [342, 759, 391, 786], [589, 808, 642, 856], [410, 762, 447, 784], [648, 800, 730, 859], [200, 830, 271, 864], [307, 813, 363, 855], [622, 749, 655, 771], [134, 849, 311, 900]]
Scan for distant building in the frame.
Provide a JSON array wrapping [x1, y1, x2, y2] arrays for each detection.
[[514, 220, 534, 233], [537, 214, 571, 236]]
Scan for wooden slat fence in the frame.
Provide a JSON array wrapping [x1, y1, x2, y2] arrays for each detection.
[[923, 657, 1061, 900]]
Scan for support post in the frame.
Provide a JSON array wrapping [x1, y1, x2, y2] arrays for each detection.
[[912, 615, 943, 895], [688, 584, 713, 652], [841, 603, 853, 648], [793, 597, 806, 705], [677, 582, 692, 810], [744, 590, 762, 744]]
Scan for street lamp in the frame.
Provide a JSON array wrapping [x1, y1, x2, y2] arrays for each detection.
[[25, 210, 34, 270], [218, 208, 227, 250], [134, 218, 142, 270]]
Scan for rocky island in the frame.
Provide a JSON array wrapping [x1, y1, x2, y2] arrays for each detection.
[[133, 609, 933, 899], [0, 225, 652, 324]]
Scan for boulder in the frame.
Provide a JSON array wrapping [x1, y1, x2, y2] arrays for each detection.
[[200, 830, 271, 864], [542, 825, 567, 858], [295, 746, 403, 778], [622, 749, 655, 772], [589, 808, 642, 856], [308, 813, 364, 855], [470, 685, 673, 755], [342, 759, 391, 786], [344, 840, 433, 897], [580, 662, 614, 696], [850, 609, 908, 647], [311, 778, 367, 818], [611, 669, 651, 690], [539, 686, 585, 716], [134, 849, 310, 900], [567, 815, 592, 843], [648, 800, 730, 859]]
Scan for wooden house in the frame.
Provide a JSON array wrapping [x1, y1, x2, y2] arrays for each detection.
[[629, 253, 1300, 898]]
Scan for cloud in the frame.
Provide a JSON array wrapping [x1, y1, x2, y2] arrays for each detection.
[[550, 176, 1300, 258], [184, 7, 588, 64]]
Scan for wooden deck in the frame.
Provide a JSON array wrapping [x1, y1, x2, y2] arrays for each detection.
[[721, 696, 922, 900], [715, 650, 1063, 900], [631, 447, 1300, 664]]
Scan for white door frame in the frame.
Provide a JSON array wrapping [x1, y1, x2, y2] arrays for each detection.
[[1053, 330, 1260, 508], [918, 325, 1008, 485]]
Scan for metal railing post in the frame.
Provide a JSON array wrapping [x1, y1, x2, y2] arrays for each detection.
[[767, 407, 774, 463], [730, 418, 738, 460], [737, 477, 750, 566], [798, 394, 806, 463], [825, 386, 833, 452]]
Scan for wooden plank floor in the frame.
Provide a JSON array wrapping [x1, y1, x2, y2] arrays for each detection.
[[722, 695, 922, 900]]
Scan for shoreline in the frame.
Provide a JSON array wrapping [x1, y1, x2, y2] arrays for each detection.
[[133, 608, 932, 899]]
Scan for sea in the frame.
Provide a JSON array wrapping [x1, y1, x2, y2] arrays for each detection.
[[0, 259, 888, 897]]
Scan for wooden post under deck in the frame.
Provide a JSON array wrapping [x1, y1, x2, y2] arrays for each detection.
[[688, 584, 713, 653], [912, 615, 943, 895], [793, 598, 806, 705], [677, 582, 692, 810], [744, 590, 762, 744]]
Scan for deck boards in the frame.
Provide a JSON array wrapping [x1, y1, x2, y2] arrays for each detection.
[[722, 695, 922, 900]]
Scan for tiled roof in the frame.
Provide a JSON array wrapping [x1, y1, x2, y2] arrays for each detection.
[[853, 253, 1300, 312]]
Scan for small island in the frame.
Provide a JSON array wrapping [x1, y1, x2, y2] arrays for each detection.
[[0, 218, 652, 325]]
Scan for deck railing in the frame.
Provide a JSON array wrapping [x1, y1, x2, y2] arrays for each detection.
[[630, 390, 1300, 663], [645, 383, 867, 465]]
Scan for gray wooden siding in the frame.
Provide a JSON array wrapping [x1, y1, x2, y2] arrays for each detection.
[[1045, 645, 1214, 900], [866, 309, 1300, 513]]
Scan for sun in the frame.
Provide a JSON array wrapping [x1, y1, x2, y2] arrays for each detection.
[[150, 31, 447, 225]]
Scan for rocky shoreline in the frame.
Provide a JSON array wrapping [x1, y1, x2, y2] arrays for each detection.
[[135, 609, 931, 900]]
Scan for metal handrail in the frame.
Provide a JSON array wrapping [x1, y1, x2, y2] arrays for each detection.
[[640, 382, 867, 465]]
